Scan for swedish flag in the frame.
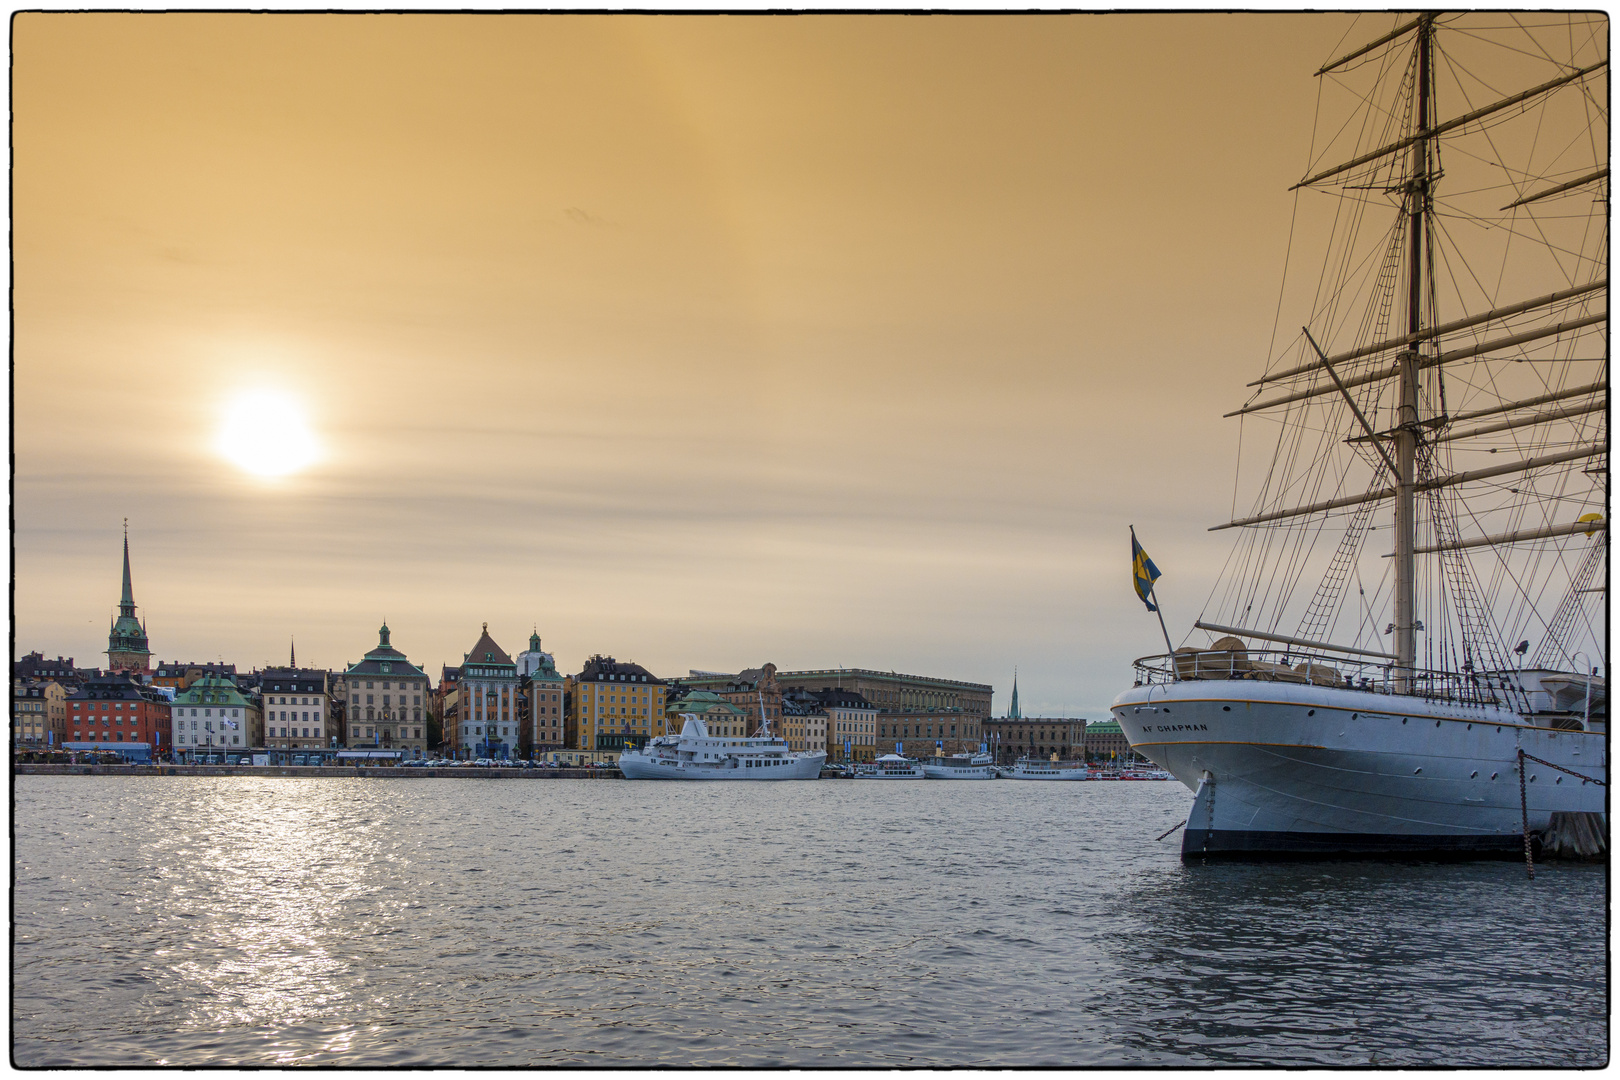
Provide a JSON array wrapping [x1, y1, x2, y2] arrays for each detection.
[[1131, 528, 1161, 612]]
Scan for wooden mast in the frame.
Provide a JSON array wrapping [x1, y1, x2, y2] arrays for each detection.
[[1393, 14, 1435, 693]]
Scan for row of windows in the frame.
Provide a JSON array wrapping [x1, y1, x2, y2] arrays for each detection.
[[355, 694, 421, 706], [882, 724, 970, 738]]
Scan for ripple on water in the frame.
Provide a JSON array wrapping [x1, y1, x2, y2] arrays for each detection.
[[11, 776, 1608, 1066]]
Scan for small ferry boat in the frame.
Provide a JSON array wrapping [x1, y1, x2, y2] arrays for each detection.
[[852, 753, 924, 779], [1002, 756, 1092, 781], [921, 751, 996, 780], [619, 715, 825, 780]]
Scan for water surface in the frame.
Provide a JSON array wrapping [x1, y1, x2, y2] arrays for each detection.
[[13, 776, 1606, 1066]]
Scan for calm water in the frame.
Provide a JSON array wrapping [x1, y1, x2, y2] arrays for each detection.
[[13, 776, 1607, 1067]]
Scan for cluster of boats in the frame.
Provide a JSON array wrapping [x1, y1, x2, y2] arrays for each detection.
[[618, 719, 1169, 783], [835, 752, 1172, 781]]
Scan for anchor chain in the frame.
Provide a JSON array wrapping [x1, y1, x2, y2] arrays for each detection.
[[1518, 751, 1606, 787], [1518, 748, 1534, 880]]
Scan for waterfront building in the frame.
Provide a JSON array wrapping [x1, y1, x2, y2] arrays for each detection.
[[663, 689, 746, 738], [812, 688, 877, 763], [343, 623, 431, 759], [777, 667, 993, 723], [770, 667, 990, 757], [105, 524, 153, 676], [152, 662, 238, 690], [1081, 718, 1134, 763], [12, 677, 67, 751], [671, 663, 784, 733], [520, 632, 566, 756], [170, 673, 257, 759], [982, 717, 1088, 763], [456, 625, 519, 760], [259, 667, 334, 752], [69, 672, 173, 760], [13, 653, 87, 687], [874, 711, 988, 758], [568, 655, 666, 763]]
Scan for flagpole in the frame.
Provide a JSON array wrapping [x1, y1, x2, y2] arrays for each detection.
[[1132, 524, 1178, 677], [1148, 581, 1177, 673]]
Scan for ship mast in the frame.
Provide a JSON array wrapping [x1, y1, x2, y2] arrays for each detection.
[[1392, 14, 1434, 693], [1206, 13, 1607, 688]]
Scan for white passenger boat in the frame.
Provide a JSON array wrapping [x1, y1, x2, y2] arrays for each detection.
[[1003, 757, 1091, 781], [1115, 14, 1607, 859], [852, 753, 924, 779], [619, 715, 825, 780], [921, 751, 996, 780]]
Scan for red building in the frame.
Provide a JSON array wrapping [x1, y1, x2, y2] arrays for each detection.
[[65, 673, 172, 759]]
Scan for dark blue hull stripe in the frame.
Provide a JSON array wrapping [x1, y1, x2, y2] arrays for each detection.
[[1181, 828, 1529, 860]]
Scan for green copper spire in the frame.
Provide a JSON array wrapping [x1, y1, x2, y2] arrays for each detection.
[[1008, 668, 1021, 720], [120, 518, 135, 614], [107, 519, 151, 672]]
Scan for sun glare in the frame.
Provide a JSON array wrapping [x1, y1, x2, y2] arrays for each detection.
[[217, 389, 320, 478]]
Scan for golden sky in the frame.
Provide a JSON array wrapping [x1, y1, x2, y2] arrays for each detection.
[[15, 12, 1362, 714]]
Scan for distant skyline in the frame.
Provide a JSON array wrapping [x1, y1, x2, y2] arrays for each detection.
[[16, 12, 1368, 716]]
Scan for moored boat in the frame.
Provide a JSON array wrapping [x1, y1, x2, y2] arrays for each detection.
[[852, 753, 924, 779], [619, 715, 825, 780], [921, 751, 996, 780], [1002, 756, 1091, 781]]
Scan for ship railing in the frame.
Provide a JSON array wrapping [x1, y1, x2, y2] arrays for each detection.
[[1130, 648, 1518, 708]]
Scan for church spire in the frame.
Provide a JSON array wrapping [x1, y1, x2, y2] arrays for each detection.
[[107, 519, 152, 675], [291, 637, 297, 668], [1008, 667, 1021, 720], [120, 517, 135, 615]]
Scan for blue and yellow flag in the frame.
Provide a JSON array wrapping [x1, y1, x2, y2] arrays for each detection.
[[1131, 528, 1161, 612]]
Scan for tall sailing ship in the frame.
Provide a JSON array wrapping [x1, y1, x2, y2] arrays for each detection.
[[1113, 13, 1607, 858]]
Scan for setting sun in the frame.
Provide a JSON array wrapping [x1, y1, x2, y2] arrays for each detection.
[[216, 389, 320, 478]]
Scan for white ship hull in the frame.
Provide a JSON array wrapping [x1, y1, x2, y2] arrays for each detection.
[[1003, 760, 1091, 781], [620, 749, 825, 780], [920, 762, 996, 779], [1112, 680, 1606, 857]]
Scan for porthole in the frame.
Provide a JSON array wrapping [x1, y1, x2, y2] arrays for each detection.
[[1307, 710, 1315, 716], [1530, 775, 1537, 782], [1469, 771, 1478, 779], [1491, 772, 1498, 780], [1435, 720, 1442, 727], [1556, 776, 1562, 784], [1351, 713, 1358, 721], [1467, 724, 1472, 730], [1222, 706, 1231, 712], [1414, 767, 1423, 774], [1402, 718, 1408, 725]]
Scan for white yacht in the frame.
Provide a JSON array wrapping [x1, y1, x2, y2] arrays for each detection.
[[921, 751, 996, 780], [1115, 14, 1607, 859], [618, 715, 825, 780], [852, 753, 924, 779], [1003, 757, 1091, 781]]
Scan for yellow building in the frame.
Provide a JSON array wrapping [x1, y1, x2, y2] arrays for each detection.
[[563, 655, 667, 764], [12, 677, 67, 751]]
